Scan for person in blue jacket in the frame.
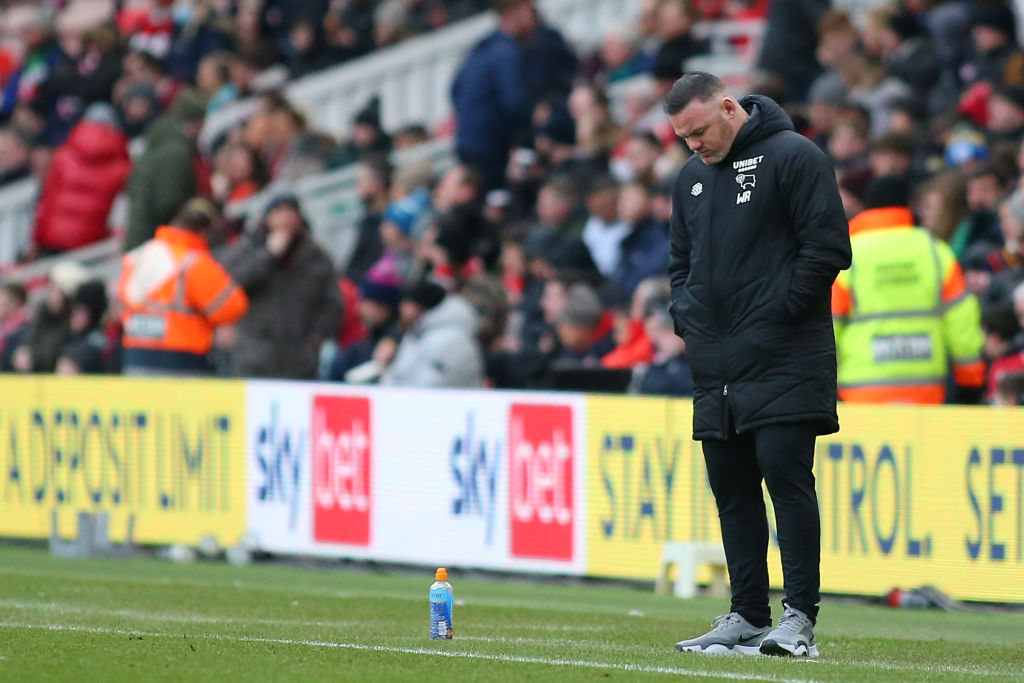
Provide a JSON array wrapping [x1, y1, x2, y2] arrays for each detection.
[[451, 0, 576, 190]]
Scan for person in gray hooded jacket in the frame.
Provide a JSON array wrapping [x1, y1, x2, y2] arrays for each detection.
[[380, 280, 484, 388]]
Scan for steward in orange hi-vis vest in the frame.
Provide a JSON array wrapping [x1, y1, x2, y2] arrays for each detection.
[[118, 200, 247, 374]]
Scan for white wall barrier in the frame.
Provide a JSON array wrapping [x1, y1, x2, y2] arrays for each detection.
[[246, 381, 587, 575], [0, 178, 39, 268]]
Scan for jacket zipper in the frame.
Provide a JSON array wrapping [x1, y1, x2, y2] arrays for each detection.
[[707, 171, 730, 437]]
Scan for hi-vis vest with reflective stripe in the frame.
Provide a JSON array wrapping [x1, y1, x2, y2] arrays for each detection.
[[119, 226, 248, 356], [832, 207, 984, 404]]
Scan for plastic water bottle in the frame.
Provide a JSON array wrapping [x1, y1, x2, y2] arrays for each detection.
[[429, 568, 453, 639]]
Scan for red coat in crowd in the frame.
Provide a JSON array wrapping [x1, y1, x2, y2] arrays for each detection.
[[34, 120, 132, 252]]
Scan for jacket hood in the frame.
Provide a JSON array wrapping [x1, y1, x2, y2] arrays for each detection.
[[66, 120, 128, 163], [417, 294, 478, 336], [260, 194, 311, 231], [727, 95, 794, 161]]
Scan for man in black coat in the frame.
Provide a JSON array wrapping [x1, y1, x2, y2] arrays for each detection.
[[667, 73, 851, 658]]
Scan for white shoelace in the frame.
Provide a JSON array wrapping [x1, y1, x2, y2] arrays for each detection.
[[776, 608, 811, 634], [709, 613, 744, 631]]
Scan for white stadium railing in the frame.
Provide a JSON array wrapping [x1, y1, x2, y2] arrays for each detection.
[[0, 3, 764, 281], [200, 0, 645, 149], [0, 178, 39, 267], [225, 138, 456, 270]]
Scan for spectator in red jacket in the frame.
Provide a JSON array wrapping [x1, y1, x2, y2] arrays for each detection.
[[33, 103, 131, 255]]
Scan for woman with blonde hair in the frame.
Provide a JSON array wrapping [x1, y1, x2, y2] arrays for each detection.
[[916, 171, 969, 252]]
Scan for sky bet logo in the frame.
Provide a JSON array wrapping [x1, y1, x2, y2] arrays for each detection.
[[311, 396, 372, 546], [509, 404, 575, 561], [449, 412, 502, 546], [253, 401, 305, 531]]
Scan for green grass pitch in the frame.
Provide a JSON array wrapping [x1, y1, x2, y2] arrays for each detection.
[[0, 544, 1021, 681]]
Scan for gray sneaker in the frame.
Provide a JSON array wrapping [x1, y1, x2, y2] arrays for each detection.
[[675, 613, 770, 655], [758, 606, 819, 658]]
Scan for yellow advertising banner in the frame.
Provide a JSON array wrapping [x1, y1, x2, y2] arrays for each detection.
[[0, 376, 246, 546], [586, 397, 1024, 603]]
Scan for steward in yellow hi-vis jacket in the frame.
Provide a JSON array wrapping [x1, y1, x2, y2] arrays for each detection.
[[832, 178, 985, 404]]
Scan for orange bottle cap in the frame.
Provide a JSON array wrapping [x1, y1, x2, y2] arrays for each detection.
[[435, 568, 448, 580]]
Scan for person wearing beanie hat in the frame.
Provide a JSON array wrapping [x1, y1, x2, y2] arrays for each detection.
[[55, 278, 110, 375], [378, 277, 483, 388], [382, 193, 427, 238], [119, 83, 161, 139], [360, 267, 403, 310], [834, 174, 985, 405], [329, 261, 403, 382], [944, 128, 989, 172], [328, 95, 393, 168], [375, 187, 431, 282], [354, 95, 382, 130], [805, 73, 850, 151], [71, 280, 108, 332], [218, 194, 344, 379], [967, 4, 1017, 86], [402, 280, 447, 312]]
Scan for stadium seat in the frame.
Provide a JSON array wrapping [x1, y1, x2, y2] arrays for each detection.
[[656, 541, 728, 599]]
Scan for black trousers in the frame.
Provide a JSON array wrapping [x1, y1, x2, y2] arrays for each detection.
[[702, 422, 820, 627]]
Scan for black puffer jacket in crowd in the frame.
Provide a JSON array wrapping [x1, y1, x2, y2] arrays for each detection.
[[669, 95, 852, 440]]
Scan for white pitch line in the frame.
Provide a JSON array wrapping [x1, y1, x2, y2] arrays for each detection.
[[0, 599, 364, 630], [0, 602, 1016, 678], [0, 600, 613, 637], [0, 621, 807, 682], [0, 566, 636, 617]]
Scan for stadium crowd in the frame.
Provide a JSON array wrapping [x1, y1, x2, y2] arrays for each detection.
[[0, 0, 1022, 405]]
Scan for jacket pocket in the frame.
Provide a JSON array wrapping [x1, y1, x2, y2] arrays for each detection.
[[671, 287, 704, 338], [775, 265, 800, 321], [669, 299, 687, 338]]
